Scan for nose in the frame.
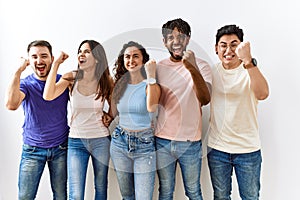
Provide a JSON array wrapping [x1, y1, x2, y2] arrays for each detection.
[[36, 56, 43, 64], [224, 46, 233, 54], [173, 36, 180, 44], [129, 56, 134, 63]]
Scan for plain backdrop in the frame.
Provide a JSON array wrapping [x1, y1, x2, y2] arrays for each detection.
[[1, 0, 299, 199]]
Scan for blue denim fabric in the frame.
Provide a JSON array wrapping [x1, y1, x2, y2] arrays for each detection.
[[155, 137, 203, 200], [207, 148, 262, 200], [110, 126, 156, 200], [18, 141, 68, 200], [68, 137, 110, 200]]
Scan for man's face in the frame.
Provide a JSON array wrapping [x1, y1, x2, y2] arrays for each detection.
[[28, 46, 53, 80], [215, 34, 241, 69], [163, 27, 190, 61]]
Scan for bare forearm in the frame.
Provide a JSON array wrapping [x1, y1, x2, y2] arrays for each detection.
[[247, 67, 269, 100], [5, 70, 23, 110], [146, 84, 161, 112], [43, 63, 59, 100], [186, 62, 210, 105]]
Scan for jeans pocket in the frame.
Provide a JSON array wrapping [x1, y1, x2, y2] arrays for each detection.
[[58, 140, 68, 150], [23, 144, 36, 153], [112, 127, 121, 139]]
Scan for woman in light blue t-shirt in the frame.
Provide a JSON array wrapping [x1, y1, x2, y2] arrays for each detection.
[[110, 41, 161, 200]]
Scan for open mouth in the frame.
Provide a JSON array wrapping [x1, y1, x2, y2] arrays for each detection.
[[36, 66, 46, 72], [172, 46, 183, 56], [79, 59, 86, 64], [224, 55, 235, 60]]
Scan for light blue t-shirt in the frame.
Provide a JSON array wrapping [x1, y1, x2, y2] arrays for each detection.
[[117, 81, 153, 130]]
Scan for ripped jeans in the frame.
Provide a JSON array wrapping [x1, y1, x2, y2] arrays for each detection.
[[110, 125, 156, 200]]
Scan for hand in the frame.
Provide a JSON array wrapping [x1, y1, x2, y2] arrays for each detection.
[[102, 111, 113, 128], [144, 59, 156, 78], [19, 57, 30, 72], [235, 41, 252, 65], [54, 51, 69, 65], [182, 50, 197, 69]]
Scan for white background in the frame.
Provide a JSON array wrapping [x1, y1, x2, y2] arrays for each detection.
[[0, 0, 299, 199]]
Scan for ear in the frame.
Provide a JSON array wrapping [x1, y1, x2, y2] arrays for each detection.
[[163, 38, 167, 47], [215, 45, 218, 55], [186, 36, 190, 45]]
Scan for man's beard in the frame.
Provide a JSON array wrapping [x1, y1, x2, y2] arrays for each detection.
[[169, 51, 182, 61]]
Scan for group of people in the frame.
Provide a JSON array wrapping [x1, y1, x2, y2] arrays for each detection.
[[5, 18, 269, 200]]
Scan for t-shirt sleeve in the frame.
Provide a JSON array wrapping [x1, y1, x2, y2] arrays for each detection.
[[20, 79, 28, 96], [197, 59, 212, 85]]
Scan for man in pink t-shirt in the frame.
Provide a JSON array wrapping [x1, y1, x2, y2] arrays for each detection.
[[155, 18, 212, 200]]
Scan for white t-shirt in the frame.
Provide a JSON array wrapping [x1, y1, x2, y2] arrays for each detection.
[[208, 62, 260, 153]]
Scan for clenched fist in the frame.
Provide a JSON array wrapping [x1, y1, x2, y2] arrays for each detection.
[[144, 59, 157, 78], [54, 51, 69, 65], [182, 50, 197, 69], [235, 41, 252, 65]]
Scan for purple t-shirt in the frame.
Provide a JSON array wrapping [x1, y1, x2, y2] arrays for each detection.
[[20, 74, 69, 148]]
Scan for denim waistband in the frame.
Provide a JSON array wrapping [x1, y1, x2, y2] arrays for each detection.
[[117, 125, 154, 137]]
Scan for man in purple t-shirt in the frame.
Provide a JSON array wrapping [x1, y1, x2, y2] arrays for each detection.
[[5, 40, 69, 200]]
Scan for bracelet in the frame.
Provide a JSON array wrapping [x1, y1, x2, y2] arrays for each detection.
[[147, 77, 156, 85]]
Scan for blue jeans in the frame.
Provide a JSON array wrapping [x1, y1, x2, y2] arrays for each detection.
[[110, 126, 156, 200], [68, 137, 110, 200], [18, 141, 68, 200], [155, 137, 203, 200], [207, 148, 262, 200]]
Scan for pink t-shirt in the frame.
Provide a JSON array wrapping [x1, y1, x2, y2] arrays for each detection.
[[155, 57, 212, 141]]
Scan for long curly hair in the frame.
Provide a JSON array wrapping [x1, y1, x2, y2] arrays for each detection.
[[70, 40, 113, 102], [112, 41, 149, 104]]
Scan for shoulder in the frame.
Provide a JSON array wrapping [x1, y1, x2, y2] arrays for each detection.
[[61, 71, 74, 80], [195, 57, 210, 69]]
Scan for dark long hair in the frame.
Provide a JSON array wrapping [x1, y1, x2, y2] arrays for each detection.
[[112, 41, 149, 104], [71, 40, 113, 102]]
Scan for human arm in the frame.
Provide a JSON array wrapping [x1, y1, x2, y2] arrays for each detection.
[[235, 42, 269, 100], [182, 50, 211, 105], [5, 57, 29, 110], [102, 97, 114, 128], [43, 51, 71, 100], [145, 59, 161, 112]]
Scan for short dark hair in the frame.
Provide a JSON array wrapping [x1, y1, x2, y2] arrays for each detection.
[[27, 40, 53, 57], [162, 18, 191, 39], [215, 25, 244, 45]]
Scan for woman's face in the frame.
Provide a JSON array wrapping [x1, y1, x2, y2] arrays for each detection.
[[123, 46, 144, 73], [78, 42, 97, 69]]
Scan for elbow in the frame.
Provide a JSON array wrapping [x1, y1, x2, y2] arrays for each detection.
[[43, 94, 54, 101], [257, 91, 269, 100], [256, 87, 269, 100], [5, 103, 18, 111], [147, 105, 158, 113], [201, 99, 210, 106], [200, 94, 211, 106]]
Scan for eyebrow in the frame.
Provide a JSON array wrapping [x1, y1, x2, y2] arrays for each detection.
[[30, 53, 49, 57], [220, 40, 239, 44], [124, 52, 140, 56]]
